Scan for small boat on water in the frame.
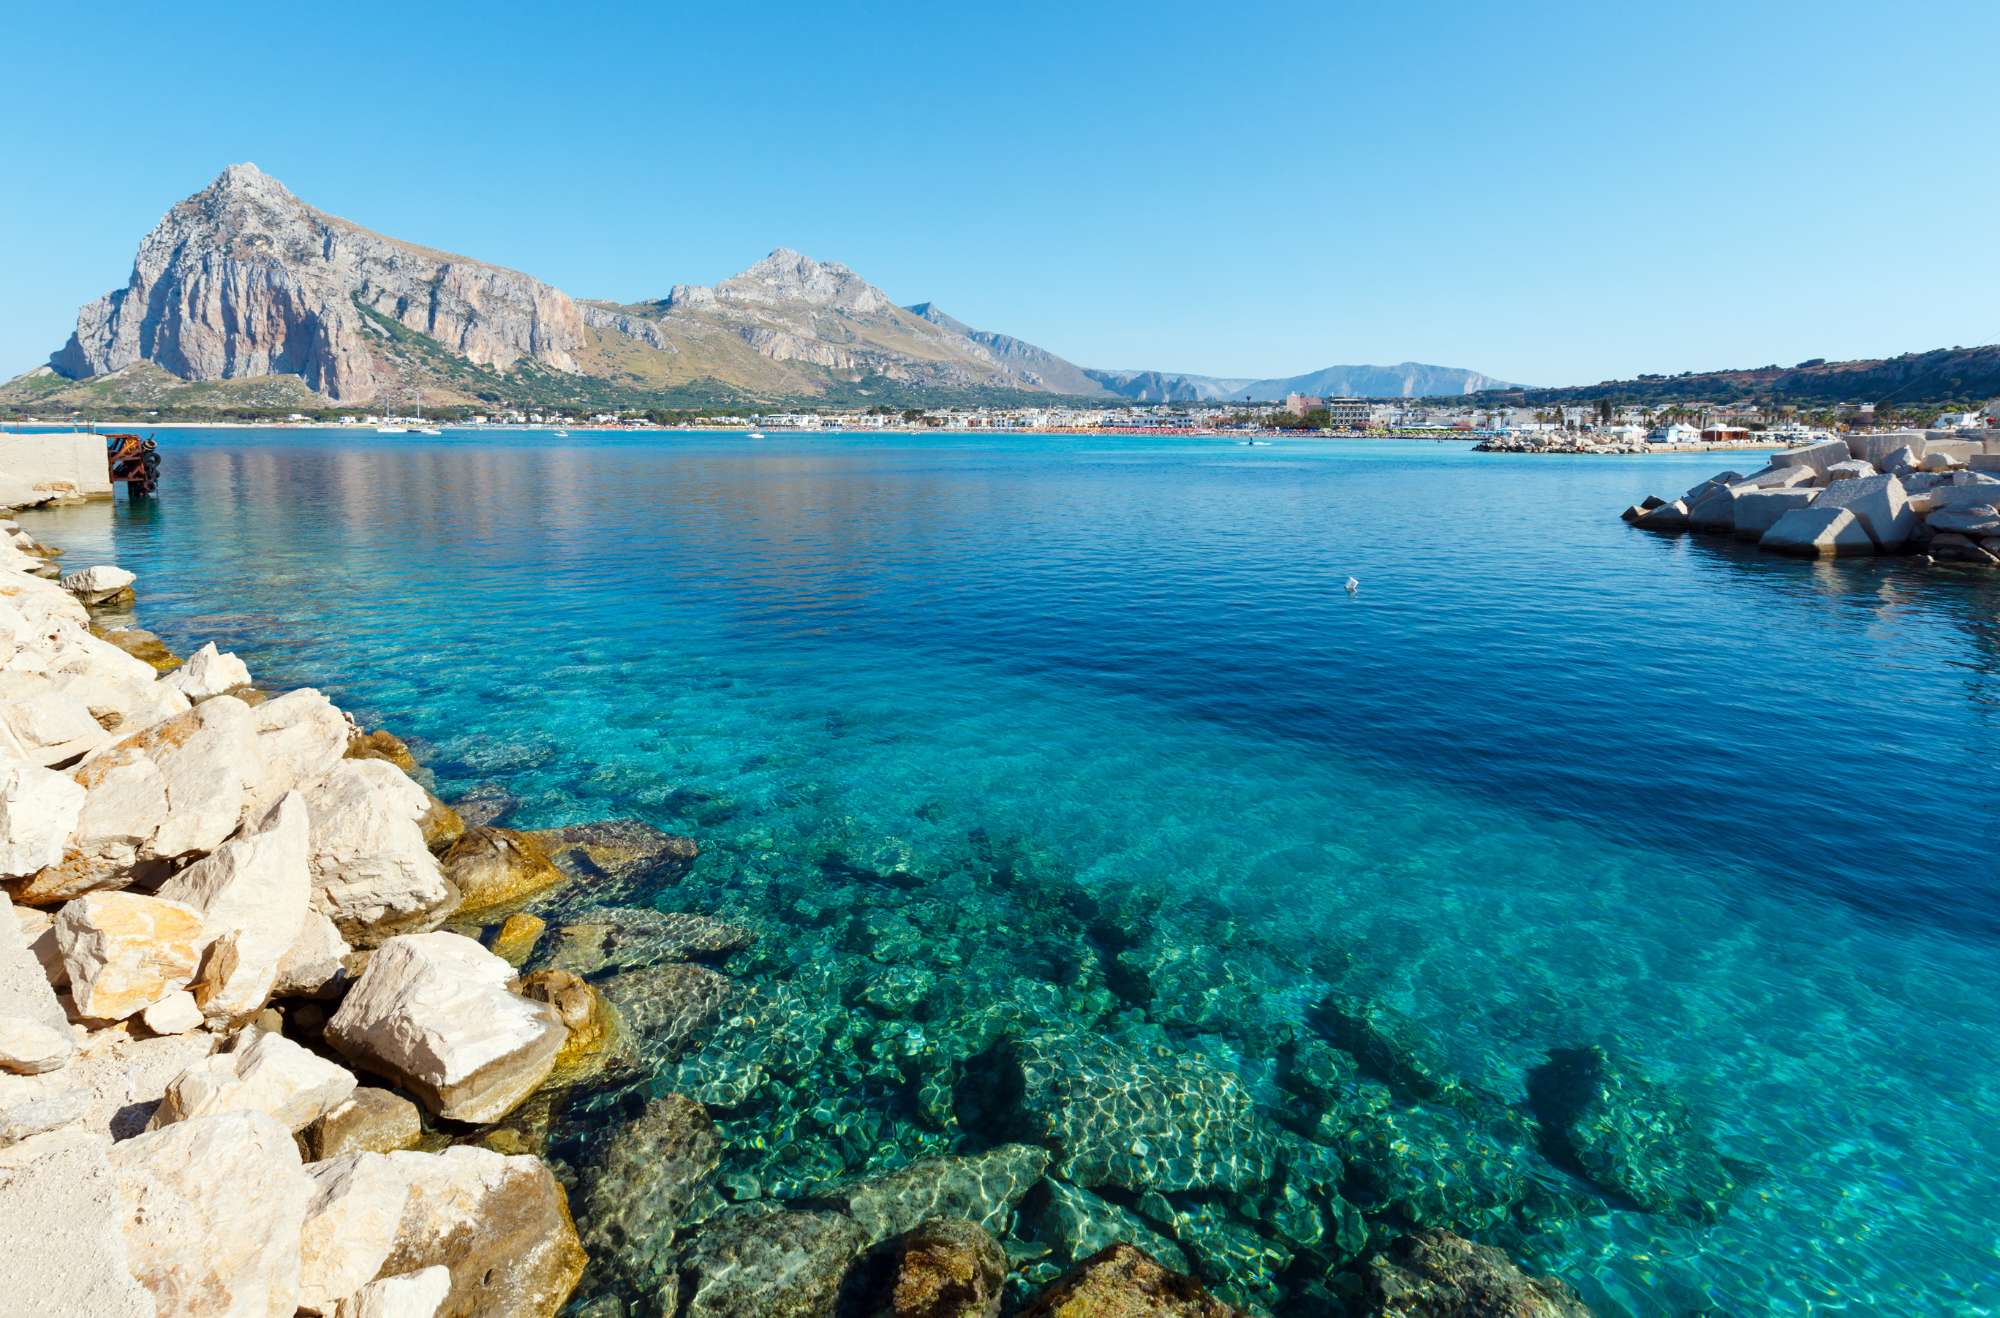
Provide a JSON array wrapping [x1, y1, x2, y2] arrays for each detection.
[[552, 428, 569, 438], [747, 430, 766, 439], [415, 426, 442, 436], [375, 424, 409, 434]]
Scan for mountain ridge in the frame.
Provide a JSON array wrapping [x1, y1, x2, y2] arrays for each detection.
[[19, 163, 1508, 410]]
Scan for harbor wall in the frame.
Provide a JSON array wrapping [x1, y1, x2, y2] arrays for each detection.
[[0, 432, 112, 504]]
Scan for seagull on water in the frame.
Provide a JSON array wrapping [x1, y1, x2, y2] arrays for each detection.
[[1344, 576, 1360, 594]]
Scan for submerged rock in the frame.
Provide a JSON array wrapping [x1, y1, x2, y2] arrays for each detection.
[[545, 908, 753, 976], [674, 1205, 871, 1318], [824, 1142, 1050, 1242], [1527, 1045, 1747, 1223], [1017, 1243, 1241, 1318], [878, 1216, 1009, 1318], [530, 818, 699, 891], [489, 911, 546, 966], [581, 1092, 722, 1296], [1358, 1229, 1594, 1316], [517, 967, 619, 1084], [962, 1031, 1274, 1194], [1019, 1175, 1190, 1272], [445, 826, 567, 919], [1331, 1103, 1534, 1237], [597, 960, 733, 1066]]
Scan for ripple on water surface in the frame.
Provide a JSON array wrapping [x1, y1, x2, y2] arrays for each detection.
[[22, 430, 2000, 1315]]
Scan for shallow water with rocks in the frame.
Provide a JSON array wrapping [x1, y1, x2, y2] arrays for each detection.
[[20, 429, 2000, 1314]]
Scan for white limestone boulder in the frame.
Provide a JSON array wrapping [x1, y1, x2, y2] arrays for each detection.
[[0, 1017, 74, 1074], [162, 640, 253, 701], [150, 1027, 357, 1133], [0, 1086, 90, 1146], [274, 908, 354, 999], [299, 1152, 414, 1315], [1813, 475, 1917, 550], [326, 932, 563, 1123], [1928, 505, 2000, 537], [140, 990, 204, 1036], [1768, 437, 1852, 475], [3, 1027, 216, 1140], [305, 759, 457, 945], [1731, 488, 1818, 540], [143, 696, 261, 860], [12, 902, 63, 986], [1761, 506, 1876, 557], [246, 687, 352, 819], [25, 696, 265, 904], [155, 792, 311, 1022], [335, 1266, 453, 1318], [0, 893, 71, 1042], [1921, 450, 1960, 472], [59, 564, 135, 606], [109, 1108, 314, 1317], [56, 891, 211, 1022], [0, 759, 84, 877], [0, 1130, 154, 1315], [375, 1145, 588, 1316], [1825, 459, 1876, 483], [0, 673, 110, 766]]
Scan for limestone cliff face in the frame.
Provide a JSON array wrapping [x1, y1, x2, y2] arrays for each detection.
[[52, 164, 584, 401]]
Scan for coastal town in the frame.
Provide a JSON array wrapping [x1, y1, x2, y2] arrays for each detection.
[[12, 393, 1999, 451]]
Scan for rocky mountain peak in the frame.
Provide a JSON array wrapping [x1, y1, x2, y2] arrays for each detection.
[[709, 248, 892, 315], [49, 163, 584, 400]]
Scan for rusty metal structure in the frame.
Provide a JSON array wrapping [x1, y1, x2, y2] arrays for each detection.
[[105, 433, 160, 496]]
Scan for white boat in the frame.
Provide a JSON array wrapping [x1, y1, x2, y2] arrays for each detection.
[[375, 425, 409, 435], [747, 430, 766, 439], [552, 429, 569, 438]]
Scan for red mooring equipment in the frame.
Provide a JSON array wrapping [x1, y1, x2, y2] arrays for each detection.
[[105, 434, 160, 496]]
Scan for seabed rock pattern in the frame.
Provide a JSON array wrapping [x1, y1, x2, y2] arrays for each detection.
[[0, 498, 1786, 1317]]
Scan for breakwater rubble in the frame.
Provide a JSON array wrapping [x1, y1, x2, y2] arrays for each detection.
[[1623, 432, 2000, 562], [0, 482, 1768, 1318]]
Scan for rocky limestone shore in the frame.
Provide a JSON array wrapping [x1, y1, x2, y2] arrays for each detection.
[[1623, 432, 2000, 562], [0, 486, 1629, 1317]]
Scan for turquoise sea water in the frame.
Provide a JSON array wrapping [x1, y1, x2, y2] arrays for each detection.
[[18, 430, 2000, 1314]]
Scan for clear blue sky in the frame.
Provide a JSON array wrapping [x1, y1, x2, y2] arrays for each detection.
[[3, 0, 1995, 387]]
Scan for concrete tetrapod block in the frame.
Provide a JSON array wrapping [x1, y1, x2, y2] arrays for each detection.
[[1768, 437, 1852, 475], [1685, 482, 1741, 531], [1761, 506, 1876, 557], [1813, 475, 1917, 550], [1732, 489, 1819, 540]]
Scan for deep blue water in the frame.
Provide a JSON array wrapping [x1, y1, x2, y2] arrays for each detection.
[[19, 430, 2000, 1314]]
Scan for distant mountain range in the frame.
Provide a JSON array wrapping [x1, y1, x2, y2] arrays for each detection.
[[3, 164, 1508, 413], [1083, 363, 1511, 403]]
